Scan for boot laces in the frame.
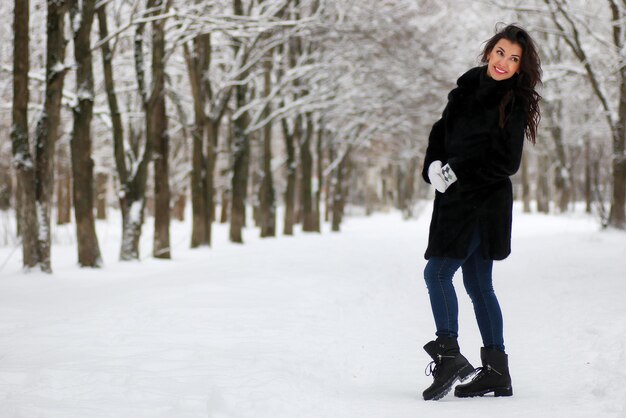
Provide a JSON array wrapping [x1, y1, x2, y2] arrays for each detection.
[[424, 354, 455, 377]]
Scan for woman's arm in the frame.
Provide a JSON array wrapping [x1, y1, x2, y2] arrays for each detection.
[[421, 111, 448, 184], [447, 101, 527, 191]]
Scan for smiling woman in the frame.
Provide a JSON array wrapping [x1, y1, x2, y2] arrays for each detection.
[[485, 39, 522, 81], [419, 23, 542, 401]]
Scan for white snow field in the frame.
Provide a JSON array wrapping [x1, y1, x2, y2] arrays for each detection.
[[0, 204, 625, 418]]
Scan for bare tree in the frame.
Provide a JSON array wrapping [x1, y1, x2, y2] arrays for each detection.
[[69, 0, 102, 267], [34, 0, 70, 272], [149, 0, 172, 259], [258, 41, 277, 237], [11, 0, 38, 269]]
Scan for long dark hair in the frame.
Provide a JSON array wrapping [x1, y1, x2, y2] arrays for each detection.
[[481, 24, 542, 144]]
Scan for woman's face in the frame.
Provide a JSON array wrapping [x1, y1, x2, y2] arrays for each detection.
[[486, 38, 522, 81]]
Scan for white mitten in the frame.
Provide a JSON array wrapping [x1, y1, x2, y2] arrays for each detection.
[[428, 160, 446, 193], [428, 161, 457, 193]]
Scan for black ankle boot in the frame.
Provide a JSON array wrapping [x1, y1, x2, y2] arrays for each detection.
[[454, 347, 513, 398], [422, 336, 474, 401]]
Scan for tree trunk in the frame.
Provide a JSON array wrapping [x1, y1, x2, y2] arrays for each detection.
[[0, 162, 11, 211], [331, 151, 350, 232], [228, 0, 250, 244], [32, 0, 68, 272], [300, 114, 316, 231], [184, 36, 209, 248], [205, 119, 219, 238], [536, 153, 551, 214], [95, 172, 107, 220], [230, 85, 250, 243], [220, 189, 230, 223], [282, 116, 297, 235], [152, 102, 171, 259], [314, 122, 323, 231], [11, 0, 39, 269], [325, 143, 335, 223], [150, 0, 170, 259], [172, 194, 185, 221], [98, 3, 146, 260], [258, 51, 276, 237], [56, 145, 72, 225], [402, 157, 419, 219], [186, 25, 230, 246], [70, 0, 102, 267], [521, 147, 531, 213], [584, 137, 592, 214]]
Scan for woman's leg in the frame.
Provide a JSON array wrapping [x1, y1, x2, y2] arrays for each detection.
[[423, 257, 465, 338], [461, 247, 504, 352]]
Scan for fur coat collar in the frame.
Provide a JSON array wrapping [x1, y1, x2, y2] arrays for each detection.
[[452, 65, 518, 107]]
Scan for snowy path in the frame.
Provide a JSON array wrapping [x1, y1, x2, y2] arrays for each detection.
[[0, 206, 625, 417]]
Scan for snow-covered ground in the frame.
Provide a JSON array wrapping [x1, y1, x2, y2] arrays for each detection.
[[0, 203, 625, 418]]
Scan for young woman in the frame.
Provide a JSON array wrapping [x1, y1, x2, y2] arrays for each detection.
[[420, 24, 541, 401]]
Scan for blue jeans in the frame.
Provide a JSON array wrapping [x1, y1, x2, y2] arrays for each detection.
[[424, 227, 505, 352]]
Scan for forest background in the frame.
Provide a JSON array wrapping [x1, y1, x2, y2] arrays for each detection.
[[2, 0, 625, 272]]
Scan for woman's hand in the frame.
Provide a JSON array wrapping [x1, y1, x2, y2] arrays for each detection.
[[428, 160, 457, 193]]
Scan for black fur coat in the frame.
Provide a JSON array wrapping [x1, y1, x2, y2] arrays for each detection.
[[421, 66, 528, 260]]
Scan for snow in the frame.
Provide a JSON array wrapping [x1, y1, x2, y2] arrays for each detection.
[[0, 204, 625, 417], [35, 203, 46, 231]]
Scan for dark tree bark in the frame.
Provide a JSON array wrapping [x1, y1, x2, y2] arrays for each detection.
[[184, 37, 210, 247], [229, 0, 250, 243], [282, 115, 298, 235], [401, 157, 419, 219], [536, 153, 551, 214], [56, 145, 72, 225], [230, 80, 250, 243], [69, 0, 102, 267], [314, 123, 323, 231], [300, 114, 316, 231], [11, 0, 39, 269], [172, 194, 186, 221], [258, 49, 276, 237], [150, 0, 171, 259], [185, 28, 230, 247], [331, 152, 350, 232], [34, 0, 69, 272], [0, 162, 11, 211], [97, 3, 147, 260], [584, 137, 592, 214], [95, 172, 107, 220]]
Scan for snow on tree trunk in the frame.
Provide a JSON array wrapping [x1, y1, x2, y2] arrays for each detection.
[[34, 0, 69, 272], [120, 198, 145, 261]]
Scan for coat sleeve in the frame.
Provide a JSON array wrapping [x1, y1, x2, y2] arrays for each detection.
[[447, 101, 527, 191], [421, 108, 448, 184]]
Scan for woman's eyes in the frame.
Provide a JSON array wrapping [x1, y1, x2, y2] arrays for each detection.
[[497, 50, 519, 62]]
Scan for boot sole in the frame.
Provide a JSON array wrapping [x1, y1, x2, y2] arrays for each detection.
[[423, 364, 475, 401], [454, 386, 513, 398]]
